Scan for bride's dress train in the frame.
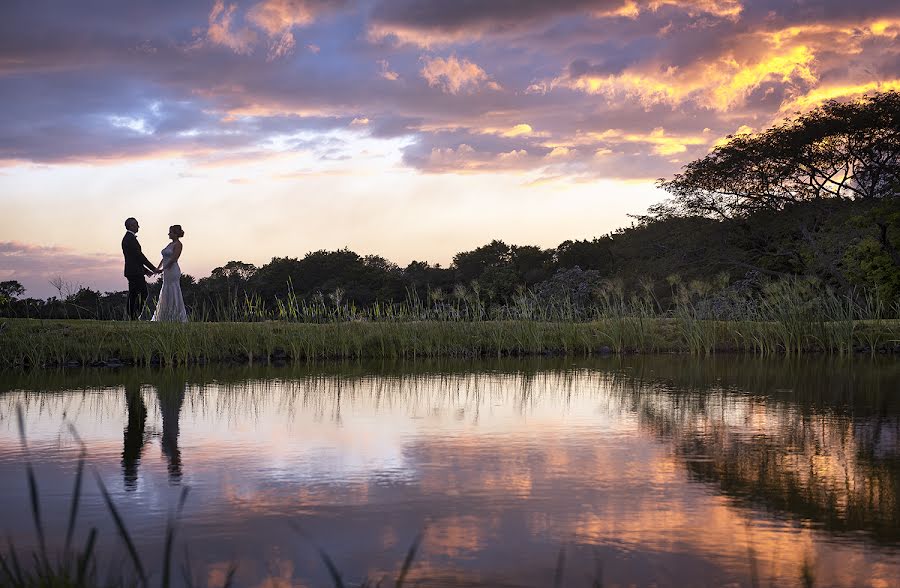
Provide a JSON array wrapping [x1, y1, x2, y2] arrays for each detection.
[[152, 241, 187, 323]]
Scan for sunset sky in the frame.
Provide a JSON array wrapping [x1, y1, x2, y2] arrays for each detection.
[[2, 0, 900, 297]]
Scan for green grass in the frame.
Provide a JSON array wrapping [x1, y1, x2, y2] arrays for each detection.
[[1, 317, 898, 369]]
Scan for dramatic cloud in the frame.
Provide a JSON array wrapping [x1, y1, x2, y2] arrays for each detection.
[[420, 56, 500, 94], [367, 0, 746, 46], [550, 16, 900, 113], [205, 0, 259, 55], [200, 0, 349, 59], [1, 0, 899, 176]]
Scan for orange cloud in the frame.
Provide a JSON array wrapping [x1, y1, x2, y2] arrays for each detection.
[[202, 0, 329, 59], [559, 44, 817, 111], [648, 0, 743, 19], [370, 0, 745, 48], [555, 17, 900, 114], [424, 143, 536, 173], [553, 127, 709, 155], [204, 0, 258, 55], [378, 59, 400, 81], [367, 23, 480, 49], [781, 80, 900, 113], [247, 0, 319, 60], [593, 0, 743, 20], [420, 55, 500, 94]]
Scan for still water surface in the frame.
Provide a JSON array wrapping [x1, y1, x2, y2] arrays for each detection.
[[1, 357, 899, 587]]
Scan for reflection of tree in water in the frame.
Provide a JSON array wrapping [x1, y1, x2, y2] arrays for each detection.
[[120, 374, 186, 488], [609, 358, 900, 544], [22, 355, 897, 539]]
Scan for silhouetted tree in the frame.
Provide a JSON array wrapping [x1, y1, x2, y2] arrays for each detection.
[[555, 239, 615, 274], [656, 92, 900, 290], [657, 91, 900, 219], [453, 240, 512, 284], [0, 280, 25, 301]]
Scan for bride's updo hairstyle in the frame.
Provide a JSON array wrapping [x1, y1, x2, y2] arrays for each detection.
[[170, 225, 185, 239]]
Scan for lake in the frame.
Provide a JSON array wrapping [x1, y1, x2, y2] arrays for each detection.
[[1, 357, 899, 587]]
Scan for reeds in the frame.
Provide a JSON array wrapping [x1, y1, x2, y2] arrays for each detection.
[[1, 409, 136, 588], [2, 277, 898, 368]]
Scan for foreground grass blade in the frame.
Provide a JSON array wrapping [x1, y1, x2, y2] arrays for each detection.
[[0, 549, 24, 587], [76, 528, 98, 587], [316, 548, 346, 588], [288, 521, 346, 588], [162, 486, 191, 588], [221, 562, 238, 588], [181, 545, 195, 588], [553, 546, 566, 588], [2, 541, 25, 586], [592, 548, 604, 588], [65, 424, 87, 556], [94, 471, 148, 586], [395, 532, 423, 588], [17, 406, 47, 566]]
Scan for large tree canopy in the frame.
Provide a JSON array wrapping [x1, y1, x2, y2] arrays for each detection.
[[657, 92, 900, 219]]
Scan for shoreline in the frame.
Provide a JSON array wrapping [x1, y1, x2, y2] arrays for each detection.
[[2, 318, 899, 369]]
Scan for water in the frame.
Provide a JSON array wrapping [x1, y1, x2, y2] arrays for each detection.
[[1, 357, 899, 587]]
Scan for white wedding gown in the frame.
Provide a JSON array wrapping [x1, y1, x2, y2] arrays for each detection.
[[152, 241, 188, 323]]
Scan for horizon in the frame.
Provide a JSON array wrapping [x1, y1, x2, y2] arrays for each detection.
[[3, 0, 900, 297]]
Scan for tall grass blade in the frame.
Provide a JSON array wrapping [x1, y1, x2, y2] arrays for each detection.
[[76, 527, 98, 586], [65, 424, 87, 556], [181, 546, 195, 588], [592, 548, 604, 588], [394, 532, 423, 588], [2, 541, 25, 587], [316, 547, 346, 588], [288, 521, 345, 588], [801, 556, 815, 588], [0, 550, 24, 587], [162, 486, 191, 588], [176, 486, 190, 517], [94, 471, 148, 586], [16, 406, 47, 566], [553, 545, 566, 588], [221, 562, 238, 588]]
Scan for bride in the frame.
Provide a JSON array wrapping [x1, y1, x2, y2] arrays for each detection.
[[152, 225, 188, 323]]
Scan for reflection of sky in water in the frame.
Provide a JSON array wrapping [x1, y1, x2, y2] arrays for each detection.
[[1, 359, 899, 587]]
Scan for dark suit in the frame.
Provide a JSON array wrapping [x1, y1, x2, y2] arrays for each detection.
[[122, 231, 156, 320]]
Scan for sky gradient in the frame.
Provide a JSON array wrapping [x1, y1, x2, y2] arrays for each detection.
[[2, 0, 900, 297]]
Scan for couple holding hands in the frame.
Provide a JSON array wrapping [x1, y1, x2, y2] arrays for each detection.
[[122, 217, 187, 323]]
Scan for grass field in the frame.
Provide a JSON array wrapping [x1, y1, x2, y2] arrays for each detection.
[[2, 317, 899, 368]]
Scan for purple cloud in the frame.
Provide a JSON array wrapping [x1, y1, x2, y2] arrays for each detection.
[[0, 0, 899, 179], [0, 241, 123, 298]]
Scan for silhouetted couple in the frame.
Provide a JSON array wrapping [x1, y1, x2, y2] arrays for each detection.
[[122, 217, 187, 322]]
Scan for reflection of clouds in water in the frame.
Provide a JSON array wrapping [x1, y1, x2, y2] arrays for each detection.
[[424, 514, 497, 560], [1, 358, 900, 586]]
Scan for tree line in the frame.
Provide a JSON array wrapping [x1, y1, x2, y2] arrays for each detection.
[[2, 92, 899, 321]]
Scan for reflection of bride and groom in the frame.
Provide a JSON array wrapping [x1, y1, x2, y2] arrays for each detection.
[[122, 375, 185, 490], [122, 216, 187, 322]]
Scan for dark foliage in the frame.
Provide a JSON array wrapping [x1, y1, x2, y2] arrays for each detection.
[[3, 93, 899, 320]]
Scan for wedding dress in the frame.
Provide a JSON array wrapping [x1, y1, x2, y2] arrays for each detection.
[[151, 241, 187, 323]]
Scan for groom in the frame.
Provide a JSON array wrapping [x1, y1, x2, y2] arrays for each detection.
[[122, 217, 158, 320]]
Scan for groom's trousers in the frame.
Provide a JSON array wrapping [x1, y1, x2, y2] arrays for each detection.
[[127, 276, 148, 320]]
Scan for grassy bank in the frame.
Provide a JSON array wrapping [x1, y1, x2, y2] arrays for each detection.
[[2, 317, 899, 368]]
